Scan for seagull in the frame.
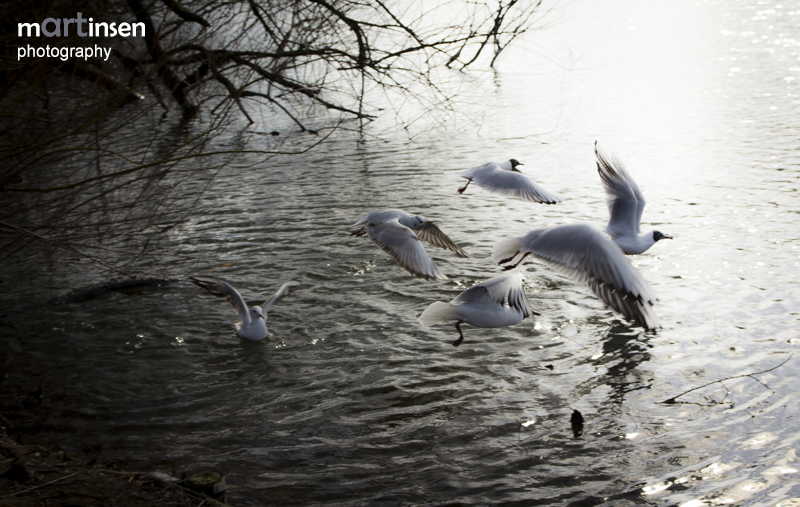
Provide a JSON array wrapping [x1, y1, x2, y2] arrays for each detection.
[[596, 142, 672, 254], [419, 271, 536, 346], [492, 223, 660, 331], [456, 159, 561, 204], [190, 276, 300, 341], [350, 209, 468, 281]]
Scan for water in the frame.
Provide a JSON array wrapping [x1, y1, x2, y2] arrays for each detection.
[[3, 0, 800, 505]]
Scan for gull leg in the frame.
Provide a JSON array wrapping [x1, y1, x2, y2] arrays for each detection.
[[350, 227, 367, 237], [499, 251, 521, 265], [457, 179, 472, 194], [502, 252, 530, 270], [452, 320, 465, 347]]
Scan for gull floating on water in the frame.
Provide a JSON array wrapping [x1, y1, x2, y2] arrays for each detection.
[[456, 159, 561, 204], [596, 142, 672, 254], [350, 209, 468, 281], [419, 271, 536, 346], [190, 276, 300, 341], [492, 223, 660, 331]]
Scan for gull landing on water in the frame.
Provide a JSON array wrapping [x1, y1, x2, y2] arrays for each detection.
[[190, 276, 300, 341], [492, 223, 660, 332], [595, 142, 672, 254], [419, 271, 536, 346], [456, 159, 561, 204], [350, 209, 468, 281]]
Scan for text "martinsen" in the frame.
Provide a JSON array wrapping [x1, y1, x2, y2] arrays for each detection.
[[18, 13, 145, 38]]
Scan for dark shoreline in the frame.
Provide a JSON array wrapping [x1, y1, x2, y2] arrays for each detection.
[[0, 399, 229, 507]]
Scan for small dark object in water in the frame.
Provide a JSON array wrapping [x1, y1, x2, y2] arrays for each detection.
[[571, 409, 584, 438], [545, 364, 554, 370], [270, 130, 280, 136]]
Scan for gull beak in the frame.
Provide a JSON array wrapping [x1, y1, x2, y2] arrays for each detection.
[[512, 163, 523, 173]]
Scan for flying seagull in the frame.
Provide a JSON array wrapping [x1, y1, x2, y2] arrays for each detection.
[[350, 209, 468, 281], [419, 271, 536, 346], [492, 223, 660, 331], [190, 276, 300, 340], [596, 142, 672, 254], [456, 159, 561, 204]]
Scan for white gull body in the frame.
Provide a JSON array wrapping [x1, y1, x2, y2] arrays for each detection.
[[492, 223, 660, 331], [190, 276, 300, 341], [595, 143, 672, 254], [419, 271, 535, 346], [456, 159, 561, 204], [350, 209, 467, 281]]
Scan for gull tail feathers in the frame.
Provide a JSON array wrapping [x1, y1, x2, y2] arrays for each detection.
[[419, 302, 459, 327], [491, 236, 523, 265]]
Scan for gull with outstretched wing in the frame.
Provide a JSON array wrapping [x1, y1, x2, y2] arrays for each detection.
[[350, 209, 467, 281], [455, 159, 561, 204], [492, 223, 660, 331], [191, 276, 300, 340], [595, 142, 672, 254], [419, 271, 536, 346]]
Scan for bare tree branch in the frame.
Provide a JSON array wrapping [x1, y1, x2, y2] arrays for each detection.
[[661, 354, 793, 404]]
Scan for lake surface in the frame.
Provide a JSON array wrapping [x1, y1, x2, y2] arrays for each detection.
[[3, 0, 800, 505]]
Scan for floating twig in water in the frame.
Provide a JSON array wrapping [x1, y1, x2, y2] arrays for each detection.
[[49, 278, 177, 305], [661, 353, 792, 404]]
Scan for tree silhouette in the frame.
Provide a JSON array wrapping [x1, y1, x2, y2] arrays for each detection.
[[0, 0, 543, 276]]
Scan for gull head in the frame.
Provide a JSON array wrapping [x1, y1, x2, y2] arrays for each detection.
[[509, 159, 523, 172], [653, 231, 673, 242], [412, 215, 428, 227], [250, 306, 265, 320]]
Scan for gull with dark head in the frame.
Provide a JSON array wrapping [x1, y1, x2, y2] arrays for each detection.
[[350, 209, 468, 281], [419, 271, 536, 346], [595, 142, 672, 254], [190, 276, 300, 341], [456, 159, 561, 204], [492, 223, 660, 331]]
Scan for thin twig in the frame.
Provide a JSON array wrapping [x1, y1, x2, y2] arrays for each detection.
[[661, 354, 793, 404], [7, 471, 81, 497]]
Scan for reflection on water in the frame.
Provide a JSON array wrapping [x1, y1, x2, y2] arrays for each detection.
[[2, 0, 800, 505]]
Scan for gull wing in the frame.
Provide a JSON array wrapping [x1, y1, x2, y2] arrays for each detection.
[[595, 143, 646, 237], [190, 276, 250, 324], [411, 221, 468, 257], [519, 223, 660, 330], [471, 164, 561, 204], [367, 219, 447, 281], [262, 281, 300, 310], [452, 271, 532, 317]]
